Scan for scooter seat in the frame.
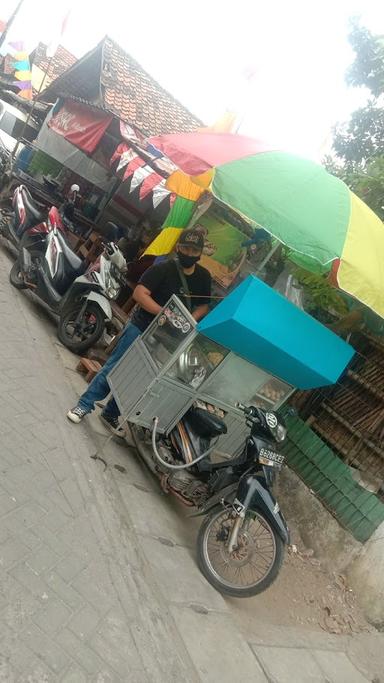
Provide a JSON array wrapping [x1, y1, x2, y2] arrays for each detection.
[[57, 232, 83, 271], [188, 408, 227, 439], [21, 187, 44, 223]]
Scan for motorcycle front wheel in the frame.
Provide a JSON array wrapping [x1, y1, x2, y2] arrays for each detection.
[[58, 302, 105, 354], [197, 507, 284, 598]]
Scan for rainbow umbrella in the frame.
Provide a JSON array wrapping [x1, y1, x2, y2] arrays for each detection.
[[149, 132, 384, 318]]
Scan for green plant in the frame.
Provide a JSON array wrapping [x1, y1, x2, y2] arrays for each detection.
[[292, 267, 349, 317]]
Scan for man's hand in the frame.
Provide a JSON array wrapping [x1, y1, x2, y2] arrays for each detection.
[[192, 304, 209, 321], [133, 284, 162, 316]]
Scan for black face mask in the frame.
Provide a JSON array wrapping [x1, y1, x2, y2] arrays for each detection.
[[178, 253, 200, 268]]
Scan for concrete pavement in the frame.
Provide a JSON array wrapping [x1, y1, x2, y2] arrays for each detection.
[[0, 245, 383, 682]]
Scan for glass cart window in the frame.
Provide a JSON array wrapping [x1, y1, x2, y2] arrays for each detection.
[[141, 298, 195, 369], [166, 337, 229, 389], [257, 378, 292, 405], [203, 355, 270, 407]]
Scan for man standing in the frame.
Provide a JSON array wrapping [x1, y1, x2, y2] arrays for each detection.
[[67, 229, 211, 435]]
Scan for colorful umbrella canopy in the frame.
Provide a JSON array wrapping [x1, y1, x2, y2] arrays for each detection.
[[149, 132, 384, 318]]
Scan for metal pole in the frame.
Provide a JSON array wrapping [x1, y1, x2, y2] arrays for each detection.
[[255, 241, 280, 275], [0, 0, 25, 49]]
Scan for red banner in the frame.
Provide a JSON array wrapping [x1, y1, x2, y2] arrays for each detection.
[[48, 100, 113, 154]]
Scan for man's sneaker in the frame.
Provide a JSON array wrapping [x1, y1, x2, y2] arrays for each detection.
[[67, 406, 88, 424], [99, 413, 126, 439]]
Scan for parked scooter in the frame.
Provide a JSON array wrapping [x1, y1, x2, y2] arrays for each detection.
[[0, 139, 11, 191], [9, 222, 127, 354], [131, 395, 290, 597], [0, 184, 49, 252]]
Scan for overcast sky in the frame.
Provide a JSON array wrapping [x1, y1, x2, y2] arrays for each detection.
[[2, 0, 383, 159]]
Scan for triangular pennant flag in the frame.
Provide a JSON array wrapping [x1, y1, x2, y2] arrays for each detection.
[[0, 19, 6, 33], [9, 42, 24, 51], [129, 165, 152, 193], [13, 60, 30, 70], [123, 156, 145, 181], [117, 149, 137, 172], [14, 51, 28, 60], [110, 142, 129, 166], [19, 89, 32, 100], [152, 181, 171, 209], [14, 70, 32, 81], [13, 80, 32, 90], [140, 171, 163, 201]]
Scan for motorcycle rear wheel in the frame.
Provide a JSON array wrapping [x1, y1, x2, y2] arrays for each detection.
[[197, 507, 284, 597], [58, 302, 105, 354], [9, 258, 28, 289]]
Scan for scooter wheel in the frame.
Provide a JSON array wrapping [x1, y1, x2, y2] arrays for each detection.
[[9, 259, 27, 290], [58, 302, 105, 354]]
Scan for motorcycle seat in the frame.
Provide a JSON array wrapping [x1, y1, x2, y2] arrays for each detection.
[[188, 408, 227, 439], [21, 187, 44, 222], [57, 232, 83, 272]]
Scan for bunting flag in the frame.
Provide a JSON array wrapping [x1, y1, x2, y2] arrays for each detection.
[[9, 44, 32, 100], [123, 156, 145, 181], [9, 41, 24, 51], [0, 19, 6, 35], [110, 142, 129, 166], [152, 181, 171, 208], [117, 148, 137, 172], [139, 171, 163, 200], [13, 59, 30, 70], [14, 69, 32, 81], [129, 165, 152, 193]]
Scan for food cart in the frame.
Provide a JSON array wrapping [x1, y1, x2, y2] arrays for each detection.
[[108, 275, 354, 456]]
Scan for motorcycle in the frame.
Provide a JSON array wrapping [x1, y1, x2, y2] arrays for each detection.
[[0, 140, 11, 191], [131, 394, 290, 597], [0, 184, 49, 253], [9, 219, 127, 354]]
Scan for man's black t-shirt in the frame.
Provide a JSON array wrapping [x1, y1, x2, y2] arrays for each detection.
[[131, 259, 211, 331]]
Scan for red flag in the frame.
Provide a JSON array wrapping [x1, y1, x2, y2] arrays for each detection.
[[123, 156, 145, 181], [139, 171, 163, 200], [110, 142, 129, 166]]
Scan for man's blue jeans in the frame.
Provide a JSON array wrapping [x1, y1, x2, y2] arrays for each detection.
[[78, 323, 142, 419]]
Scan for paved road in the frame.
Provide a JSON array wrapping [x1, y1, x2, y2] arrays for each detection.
[[0, 246, 382, 682]]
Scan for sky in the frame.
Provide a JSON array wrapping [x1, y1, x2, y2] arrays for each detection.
[[1, 0, 383, 159]]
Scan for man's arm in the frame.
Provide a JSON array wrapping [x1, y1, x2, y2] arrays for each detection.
[[133, 284, 162, 316], [192, 304, 209, 321]]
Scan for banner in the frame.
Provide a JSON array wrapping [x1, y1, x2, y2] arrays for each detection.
[[48, 100, 113, 154], [194, 210, 247, 289]]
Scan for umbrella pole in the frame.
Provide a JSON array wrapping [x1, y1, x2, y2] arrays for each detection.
[[254, 241, 280, 275]]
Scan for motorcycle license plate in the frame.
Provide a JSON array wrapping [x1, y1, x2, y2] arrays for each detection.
[[259, 448, 285, 465]]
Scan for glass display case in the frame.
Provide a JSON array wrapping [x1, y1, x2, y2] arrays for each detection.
[[201, 353, 292, 410], [141, 297, 195, 369], [166, 336, 229, 389]]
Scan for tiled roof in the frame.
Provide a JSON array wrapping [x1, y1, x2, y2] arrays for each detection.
[[100, 38, 202, 136], [31, 43, 77, 87]]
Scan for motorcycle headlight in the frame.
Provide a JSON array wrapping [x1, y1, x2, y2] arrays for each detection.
[[275, 424, 287, 442]]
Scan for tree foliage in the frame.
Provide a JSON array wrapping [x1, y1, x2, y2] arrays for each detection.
[[325, 20, 384, 220], [346, 20, 384, 97]]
